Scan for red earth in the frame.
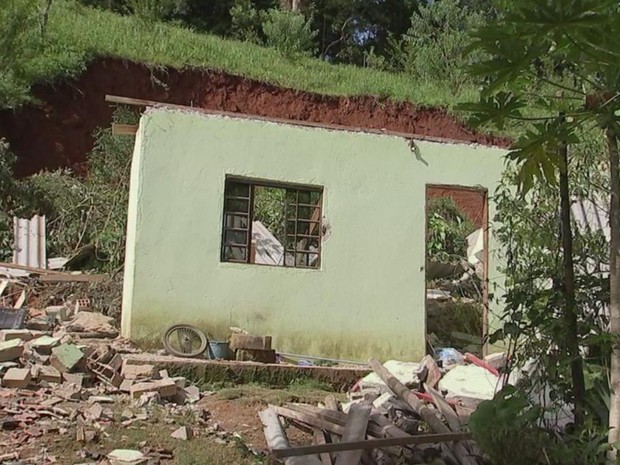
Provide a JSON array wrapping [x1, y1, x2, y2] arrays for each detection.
[[0, 58, 510, 177]]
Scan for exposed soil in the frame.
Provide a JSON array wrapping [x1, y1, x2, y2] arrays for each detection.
[[0, 58, 511, 177], [427, 186, 486, 229]]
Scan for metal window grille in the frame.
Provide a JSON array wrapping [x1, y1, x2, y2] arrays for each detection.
[[221, 179, 322, 269]]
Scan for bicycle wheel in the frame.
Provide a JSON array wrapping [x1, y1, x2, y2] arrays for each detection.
[[162, 324, 208, 358]]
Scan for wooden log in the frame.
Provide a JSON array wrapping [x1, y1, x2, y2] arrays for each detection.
[[260, 408, 321, 465], [39, 274, 105, 283], [286, 404, 396, 439], [368, 358, 478, 465], [313, 429, 333, 465], [336, 403, 371, 465], [0, 262, 63, 275], [111, 123, 138, 136], [13, 291, 25, 309], [425, 384, 462, 432], [324, 394, 339, 411], [272, 405, 345, 436], [272, 432, 473, 458]]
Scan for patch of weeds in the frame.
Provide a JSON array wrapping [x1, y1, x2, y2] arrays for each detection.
[[215, 382, 344, 407], [288, 378, 332, 391]]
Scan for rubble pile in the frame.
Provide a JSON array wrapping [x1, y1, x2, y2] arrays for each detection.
[[0, 303, 244, 464], [260, 352, 507, 465]]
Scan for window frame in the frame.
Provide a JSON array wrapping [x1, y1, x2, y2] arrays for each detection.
[[220, 176, 324, 269]]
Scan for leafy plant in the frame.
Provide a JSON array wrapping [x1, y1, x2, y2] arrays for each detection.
[[0, 0, 43, 108], [396, 0, 487, 93], [230, 0, 263, 43], [470, 386, 551, 465], [254, 186, 286, 245], [426, 197, 475, 263], [126, 0, 179, 22], [262, 8, 317, 58]]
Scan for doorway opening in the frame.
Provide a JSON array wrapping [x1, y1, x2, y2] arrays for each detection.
[[425, 185, 489, 356]]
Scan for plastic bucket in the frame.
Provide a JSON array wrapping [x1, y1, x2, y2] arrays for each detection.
[[206, 341, 234, 360]]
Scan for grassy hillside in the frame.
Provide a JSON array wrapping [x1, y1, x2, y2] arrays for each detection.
[[30, 0, 475, 107]]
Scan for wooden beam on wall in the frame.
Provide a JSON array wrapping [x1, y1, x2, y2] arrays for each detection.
[[112, 123, 138, 136]]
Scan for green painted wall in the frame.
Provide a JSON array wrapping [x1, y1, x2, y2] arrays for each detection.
[[121, 108, 507, 361]]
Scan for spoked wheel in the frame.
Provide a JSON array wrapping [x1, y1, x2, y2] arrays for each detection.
[[162, 324, 208, 358]]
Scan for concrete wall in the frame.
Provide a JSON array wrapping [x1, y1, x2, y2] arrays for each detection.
[[121, 108, 507, 361]]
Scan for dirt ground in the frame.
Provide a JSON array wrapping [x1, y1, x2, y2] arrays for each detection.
[[0, 382, 344, 464]]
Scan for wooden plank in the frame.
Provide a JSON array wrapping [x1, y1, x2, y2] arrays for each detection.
[[368, 358, 476, 465], [0, 280, 8, 298], [286, 404, 393, 439], [39, 274, 105, 283], [272, 405, 345, 436], [324, 395, 339, 411], [336, 403, 371, 465], [260, 408, 321, 465], [112, 123, 138, 136], [13, 291, 26, 309], [272, 432, 473, 458], [425, 384, 462, 432], [313, 429, 333, 465], [0, 262, 63, 275], [322, 395, 340, 444]]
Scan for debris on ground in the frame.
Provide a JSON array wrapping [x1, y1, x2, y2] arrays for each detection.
[[259, 352, 508, 465], [0, 266, 512, 464]]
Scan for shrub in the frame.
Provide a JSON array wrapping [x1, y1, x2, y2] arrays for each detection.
[[426, 196, 475, 263], [397, 0, 486, 92], [0, 108, 137, 271], [126, 0, 179, 22], [0, 0, 41, 108], [230, 0, 263, 43], [262, 8, 317, 58]]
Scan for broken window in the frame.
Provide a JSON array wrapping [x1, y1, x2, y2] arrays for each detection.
[[221, 177, 323, 269]]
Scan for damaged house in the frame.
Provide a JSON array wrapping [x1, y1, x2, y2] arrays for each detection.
[[120, 104, 507, 360]]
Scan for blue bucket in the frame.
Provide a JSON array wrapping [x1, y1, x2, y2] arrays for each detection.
[[206, 341, 234, 360]]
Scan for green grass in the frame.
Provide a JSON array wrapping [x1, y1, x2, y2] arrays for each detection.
[[214, 381, 344, 407], [48, 403, 265, 465], [34, 0, 475, 108]]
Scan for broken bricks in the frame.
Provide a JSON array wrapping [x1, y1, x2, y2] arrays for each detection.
[[0, 339, 24, 362], [35, 364, 62, 384], [171, 425, 193, 440], [121, 363, 155, 380], [30, 335, 60, 355], [107, 449, 147, 465], [50, 343, 85, 373], [2, 367, 31, 388], [54, 381, 83, 400], [130, 378, 177, 399], [0, 329, 44, 342]]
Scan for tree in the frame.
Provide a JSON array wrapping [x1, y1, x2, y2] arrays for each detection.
[[395, 0, 488, 91], [0, 0, 42, 108], [461, 0, 620, 454]]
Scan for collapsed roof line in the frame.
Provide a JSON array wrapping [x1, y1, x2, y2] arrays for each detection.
[[105, 94, 507, 149]]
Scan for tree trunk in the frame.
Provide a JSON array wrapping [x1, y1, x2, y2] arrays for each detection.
[[280, 0, 305, 11], [559, 130, 586, 429], [607, 127, 620, 463]]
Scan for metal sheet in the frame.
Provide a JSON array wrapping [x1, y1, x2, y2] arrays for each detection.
[[571, 197, 610, 242], [12, 215, 46, 269]]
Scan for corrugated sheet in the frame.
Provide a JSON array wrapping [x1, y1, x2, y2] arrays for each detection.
[[12, 215, 46, 269], [571, 197, 610, 242]]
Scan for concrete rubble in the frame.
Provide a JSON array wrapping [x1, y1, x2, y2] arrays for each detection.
[[0, 301, 236, 465]]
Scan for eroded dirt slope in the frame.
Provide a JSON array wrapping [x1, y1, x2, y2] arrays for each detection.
[[0, 58, 510, 177]]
